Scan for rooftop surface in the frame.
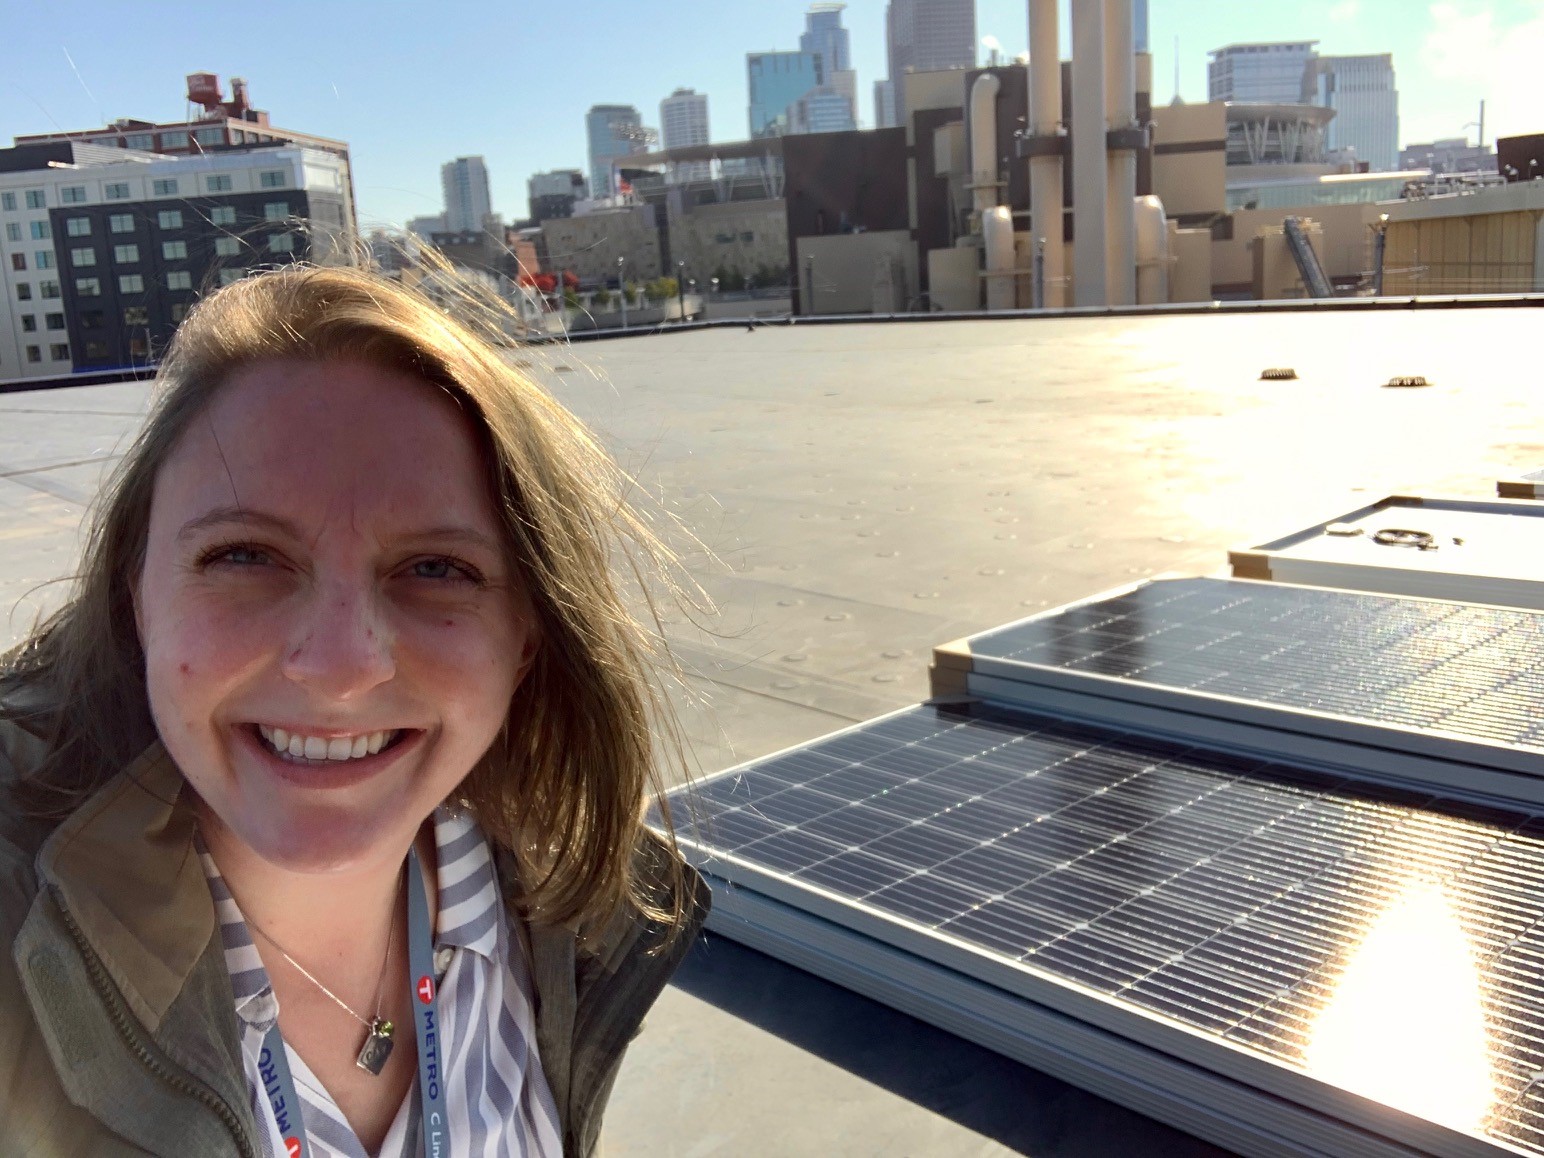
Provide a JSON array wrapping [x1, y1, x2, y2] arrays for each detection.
[[2, 305, 1540, 1155]]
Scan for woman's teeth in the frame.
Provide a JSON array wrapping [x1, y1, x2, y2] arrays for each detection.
[[256, 725, 397, 761]]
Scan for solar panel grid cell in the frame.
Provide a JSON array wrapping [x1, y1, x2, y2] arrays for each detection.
[[675, 698, 1544, 1153]]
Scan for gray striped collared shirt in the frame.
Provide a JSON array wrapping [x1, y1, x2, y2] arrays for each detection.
[[199, 808, 564, 1158]]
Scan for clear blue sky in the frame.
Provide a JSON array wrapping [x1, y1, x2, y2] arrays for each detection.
[[4, 1, 1537, 227]]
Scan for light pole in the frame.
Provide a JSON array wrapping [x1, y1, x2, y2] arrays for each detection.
[[1371, 213, 1390, 296], [676, 260, 686, 322], [617, 255, 627, 330]]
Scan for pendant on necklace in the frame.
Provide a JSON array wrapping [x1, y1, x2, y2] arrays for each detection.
[[355, 1017, 395, 1076]]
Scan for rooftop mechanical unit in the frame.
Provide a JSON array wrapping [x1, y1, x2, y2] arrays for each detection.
[[660, 578, 1544, 1158]]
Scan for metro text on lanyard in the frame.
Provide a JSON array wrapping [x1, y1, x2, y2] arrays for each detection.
[[258, 849, 447, 1158]]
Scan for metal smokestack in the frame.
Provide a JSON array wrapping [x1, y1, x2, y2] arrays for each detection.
[[1103, 0, 1137, 305], [1070, 0, 1107, 306], [1026, 0, 1065, 308]]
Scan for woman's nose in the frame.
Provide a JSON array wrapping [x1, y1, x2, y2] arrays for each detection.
[[279, 582, 395, 699]]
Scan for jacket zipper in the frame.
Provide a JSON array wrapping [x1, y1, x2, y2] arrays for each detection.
[[55, 895, 257, 1158]]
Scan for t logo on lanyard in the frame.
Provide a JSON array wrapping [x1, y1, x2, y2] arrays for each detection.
[[257, 850, 446, 1158]]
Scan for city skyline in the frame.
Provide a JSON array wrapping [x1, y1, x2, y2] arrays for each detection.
[[3, 0, 1538, 227]]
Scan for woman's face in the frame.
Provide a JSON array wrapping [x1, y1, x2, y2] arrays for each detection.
[[137, 357, 538, 875]]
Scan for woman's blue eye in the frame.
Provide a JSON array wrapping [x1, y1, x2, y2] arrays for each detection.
[[201, 544, 269, 567], [411, 558, 473, 581]]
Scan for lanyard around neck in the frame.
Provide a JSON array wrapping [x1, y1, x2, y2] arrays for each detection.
[[256, 849, 446, 1158]]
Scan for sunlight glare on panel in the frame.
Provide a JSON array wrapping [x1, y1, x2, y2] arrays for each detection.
[[1305, 880, 1495, 1134]]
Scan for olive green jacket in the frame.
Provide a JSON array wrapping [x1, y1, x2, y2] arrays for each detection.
[[0, 722, 708, 1157]]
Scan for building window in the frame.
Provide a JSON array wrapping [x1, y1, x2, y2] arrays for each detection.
[[35, 251, 53, 269], [152, 178, 179, 196], [75, 277, 101, 296], [49, 343, 69, 361], [125, 133, 153, 150], [79, 309, 104, 328], [15, 283, 31, 301], [219, 268, 243, 285], [166, 270, 193, 291], [71, 247, 96, 267], [105, 182, 131, 200], [84, 340, 109, 359], [45, 312, 64, 330], [124, 306, 150, 325], [160, 131, 189, 149], [24, 190, 46, 209], [260, 170, 287, 188], [0, 192, 14, 211], [206, 174, 233, 192], [4, 224, 18, 242], [30, 221, 51, 240], [211, 205, 236, 226], [66, 217, 91, 237], [25, 345, 41, 364], [109, 213, 135, 233], [263, 201, 290, 221], [118, 274, 144, 293], [20, 314, 36, 332], [113, 243, 139, 263], [39, 279, 59, 298], [158, 210, 183, 230], [171, 302, 190, 323], [194, 127, 224, 145], [162, 240, 187, 260], [60, 186, 87, 204], [214, 236, 241, 256], [268, 232, 294, 254], [9, 253, 23, 272]]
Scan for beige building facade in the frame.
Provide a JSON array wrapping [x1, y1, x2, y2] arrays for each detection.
[[668, 199, 788, 283], [539, 205, 662, 284], [1379, 181, 1544, 296]]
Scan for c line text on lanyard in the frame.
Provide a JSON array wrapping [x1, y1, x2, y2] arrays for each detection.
[[256, 849, 447, 1158]]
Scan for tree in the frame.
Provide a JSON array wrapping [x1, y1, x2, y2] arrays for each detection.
[[593, 286, 613, 310]]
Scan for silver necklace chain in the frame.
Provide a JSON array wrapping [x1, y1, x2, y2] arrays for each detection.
[[241, 866, 403, 1032]]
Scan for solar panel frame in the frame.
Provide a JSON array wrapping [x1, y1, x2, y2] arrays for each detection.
[[707, 875, 1429, 1158], [1229, 495, 1544, 613], [666, 699, 1539, 1158], [938, 577, 1544, 788]]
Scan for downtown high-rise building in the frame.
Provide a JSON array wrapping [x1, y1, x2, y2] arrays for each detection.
[[1305, 54, 1399, 171], [440, 156, 492, 234], [586, 104, 643, 197], [874, 79, 897, 129], [660, 88, 711, 183], [800, 2, 858, 130], [747, 52, 823, 138], [527, 169, 588, 221], [880, 0, 976, 131], [1207, 42, 1319, 104]]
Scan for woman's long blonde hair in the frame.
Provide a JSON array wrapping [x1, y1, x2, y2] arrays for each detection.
[[2, 263, 692, 935]]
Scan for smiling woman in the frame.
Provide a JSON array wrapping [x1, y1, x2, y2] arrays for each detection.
[[0, 265, 708, 1157]]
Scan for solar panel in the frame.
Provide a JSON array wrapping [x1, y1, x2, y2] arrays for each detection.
[[934, 577, 1544, 784], [670, 700, 1544, 1158], [1228, 495, 1544, 611]]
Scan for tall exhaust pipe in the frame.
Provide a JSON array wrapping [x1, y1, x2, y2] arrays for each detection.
[[1104, 0, 1137, 305], [1070, 0, 1107, 307], [1026, 0, 1065, 308]]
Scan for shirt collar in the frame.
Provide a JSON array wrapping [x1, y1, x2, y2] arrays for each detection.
[[430, 807, 502, 962]]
